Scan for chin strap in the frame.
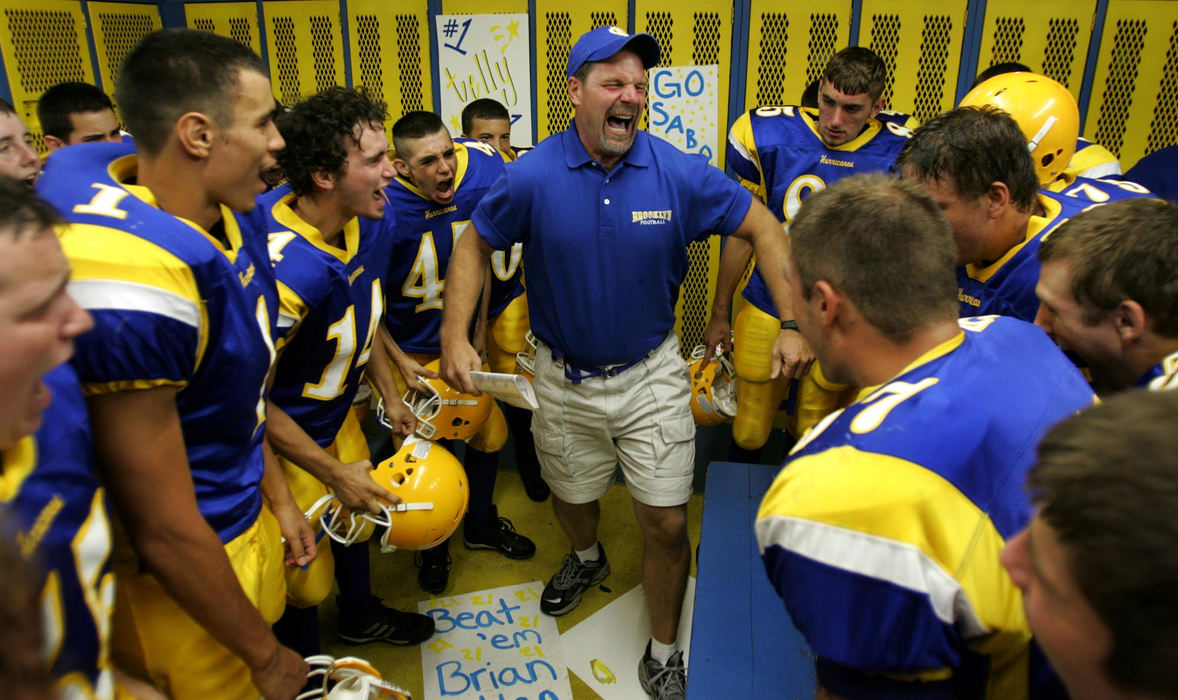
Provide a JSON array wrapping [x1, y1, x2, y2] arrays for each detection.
[[366, 502, 436, 553]]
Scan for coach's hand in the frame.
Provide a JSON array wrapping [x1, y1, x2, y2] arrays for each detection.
[[441, 341, 483, 395], [771, 328, 814, 380], [702, 314, 733, 361]]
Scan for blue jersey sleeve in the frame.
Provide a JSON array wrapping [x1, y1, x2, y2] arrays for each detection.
[[61, 224, 203, 393]]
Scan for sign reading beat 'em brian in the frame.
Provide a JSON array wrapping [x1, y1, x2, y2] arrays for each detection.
[[419, 582, 571, 699]]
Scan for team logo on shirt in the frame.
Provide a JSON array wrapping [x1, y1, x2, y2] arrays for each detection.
[[18, 494, 64, 558], [632, 209, 673, 225], [819, 155, 854, 168], [239, 263, 256, 288]]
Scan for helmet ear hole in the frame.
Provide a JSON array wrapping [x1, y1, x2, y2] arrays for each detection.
[[959, 72, 1079, 185], [369, 440, 469, 551]]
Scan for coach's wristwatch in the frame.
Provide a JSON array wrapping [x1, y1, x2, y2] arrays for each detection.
[[780, 320, 800, 332]]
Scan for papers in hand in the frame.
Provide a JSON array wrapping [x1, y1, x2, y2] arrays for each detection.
[[469, 371, 539, 411]]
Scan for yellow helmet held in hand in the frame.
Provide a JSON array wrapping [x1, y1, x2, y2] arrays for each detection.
[[960, 72, 1079, 185], [687, 344, 737, 426], [402, 359, 493, 441], [361, 437, 469, 552]]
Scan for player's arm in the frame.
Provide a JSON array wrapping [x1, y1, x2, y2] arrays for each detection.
[[87, 387, 307, 699], [704, 235, 754, 356], [379, 325, 436, 394], [264, 403, 396, 515], [439, 223, 493, 394], [259, 439, 315, 565], [362, 329, 417, 439], [729, 198, 813, 379]]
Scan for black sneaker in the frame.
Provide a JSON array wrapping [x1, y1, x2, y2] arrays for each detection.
[[415, 545, 451, 594], [637, 641, 686, 700], [540, 544, 610, 616], [463, 509, 536, 560], [337, 596, 435, 645]]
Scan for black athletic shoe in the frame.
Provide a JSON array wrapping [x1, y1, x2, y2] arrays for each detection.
[[540, 544, 610, 616], [337, 596, 434, 645], [415, 546, 451, 594], [463, 511, 536, 560]]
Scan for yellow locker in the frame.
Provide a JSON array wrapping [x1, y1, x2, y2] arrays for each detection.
[[262, 0, 344, 107], [976, 0, 1096, 93], [347, 0, 432, 122], [0, 0, 95, 151], [534, 0, 628, 140], [859, 0, 967, 122], [744, 0, 852, 110], [634, 0, 734, 354], [1084, 0, 1178, 170], [87, 1, 162, 115], [185, 2, 262, 54]]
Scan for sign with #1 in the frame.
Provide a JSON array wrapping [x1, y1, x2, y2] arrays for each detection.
[[647, 65, 720, 167], [420, 582, 572, 699], [435, 13, 534, 147]]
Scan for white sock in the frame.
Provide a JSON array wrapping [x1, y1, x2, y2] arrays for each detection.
[[575, 542, 600, 562], [649, 638, 677, 665]]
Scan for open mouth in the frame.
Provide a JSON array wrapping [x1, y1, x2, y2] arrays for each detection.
[[435, 178, 455, 201], [260, 164, 284, 187], [22, 173, 37, 188], [606, 113, 635, 136]]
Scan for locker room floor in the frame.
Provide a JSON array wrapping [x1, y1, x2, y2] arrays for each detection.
[[316, 464, 706, 699]]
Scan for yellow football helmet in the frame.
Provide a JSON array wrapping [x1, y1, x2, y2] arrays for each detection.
[[359, 437, 469, 553], [960, 72, 1079, 185], [687, 344, 737, 426], [402, 359, 493, 441], [298, 655, 410, 700], [514, 331, 538, 382]]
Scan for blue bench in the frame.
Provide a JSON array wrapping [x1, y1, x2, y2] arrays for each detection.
[[688, 461, 816, 699]]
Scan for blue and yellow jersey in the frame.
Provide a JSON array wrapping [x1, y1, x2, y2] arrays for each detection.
[[383, 138, 506, 352], [756, 316, 1094, 699], [1, 365, 115, 699], [38, 141, 278, 543], [959, 181, 1153, 321], [481, 140, 525, 318], [1139, 350, 1178, 391], [251, 186, 395, 447], [1060, 137, 1122, 182], [727, 106, 913, 316]]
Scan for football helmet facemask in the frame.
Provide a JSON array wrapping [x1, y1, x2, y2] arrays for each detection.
[[297, 655, 410, 700], [402, 359, 492, 441], [514, 331, 538, 382], [687, 344, 737, 426]]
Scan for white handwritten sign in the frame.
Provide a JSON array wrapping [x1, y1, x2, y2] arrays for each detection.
[[419, 582, 571, 699], [647, 65, 719, 167], [435, 14, 534, 147]]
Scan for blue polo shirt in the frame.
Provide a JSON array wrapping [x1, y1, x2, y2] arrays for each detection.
[[471, 123, 752, 366]]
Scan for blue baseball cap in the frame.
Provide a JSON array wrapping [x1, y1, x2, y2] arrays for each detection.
[[566, 26, 661, 78]]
